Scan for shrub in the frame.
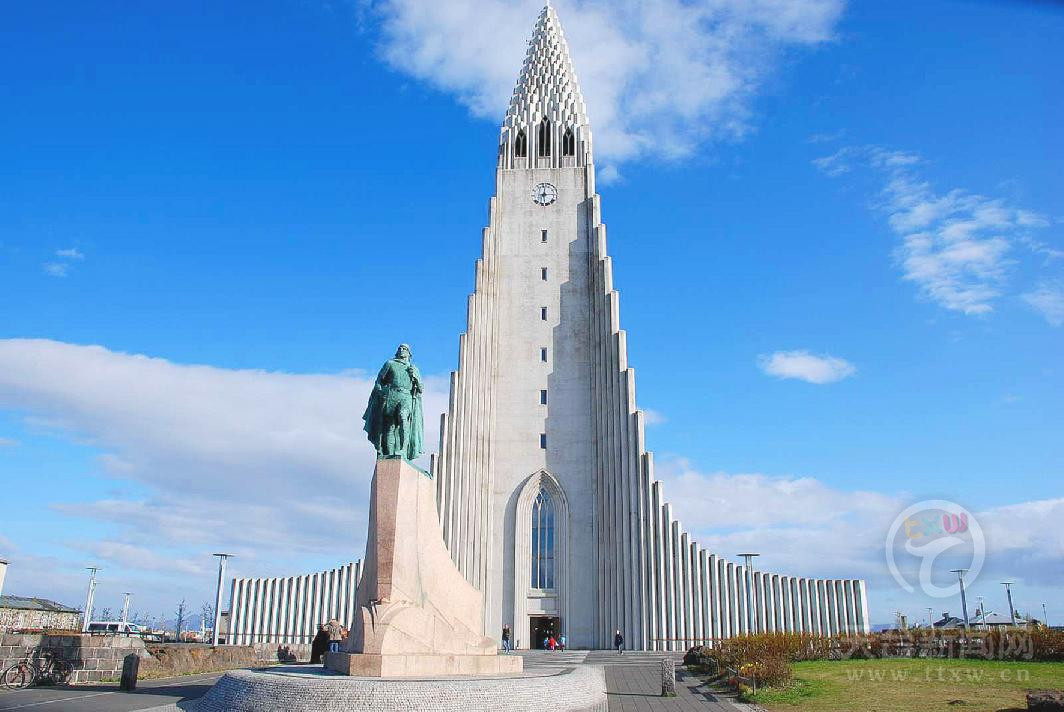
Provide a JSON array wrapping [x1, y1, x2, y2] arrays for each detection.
[[694, 627, 1063, 669], [742, 656, 794, 687]]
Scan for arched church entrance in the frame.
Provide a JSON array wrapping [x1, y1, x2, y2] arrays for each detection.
[[513, 470, 569, 649]]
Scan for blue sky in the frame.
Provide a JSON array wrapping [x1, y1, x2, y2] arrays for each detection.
[[0, 0, 1060, 627]]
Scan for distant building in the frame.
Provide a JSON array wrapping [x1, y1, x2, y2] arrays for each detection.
[[0, 595, 80, 631], [933, 612, 966, 628], [934, 610, 1035, 629]]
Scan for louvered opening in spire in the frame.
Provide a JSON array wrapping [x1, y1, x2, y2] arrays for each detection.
[[537, 118, 552, 157], [498, 5, 592, 169]]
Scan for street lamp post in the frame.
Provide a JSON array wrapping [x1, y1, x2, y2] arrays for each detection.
[[950, 569, 970, 630], [1001, 582, 1017, 626], [212, 554, 233, 646], [120, 593, 132, 624], [927, 607, 935, 629], [82, 567, 99, 632], [1043, 603, 1049, 628], [0, 559, 9, 601], [977, 596, 987, 630], [738, 553, 760, 635]]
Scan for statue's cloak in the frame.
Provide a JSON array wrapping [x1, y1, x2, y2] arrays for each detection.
[[363, 358, 424, 461]]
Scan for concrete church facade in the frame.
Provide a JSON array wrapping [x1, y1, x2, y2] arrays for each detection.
[[430, 5, 871, 651]]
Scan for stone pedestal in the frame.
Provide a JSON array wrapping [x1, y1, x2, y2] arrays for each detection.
[[326, 458, 521, 677], [157, 665, 606, 712]]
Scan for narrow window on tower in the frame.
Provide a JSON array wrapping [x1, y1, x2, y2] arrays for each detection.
[[530, 489, 555, 589], [539, 433, 547, 449], [515, 130, 527, 158], [540, 389, 548, 405], [541, 267, 548, 280], [537, 118, 551, 157], [540, 307, 547, 320], [540, 347, 548, 362], [562, 127, 575, 156], [541, 229, 548, 243]]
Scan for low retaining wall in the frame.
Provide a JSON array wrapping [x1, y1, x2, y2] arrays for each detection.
[[0, 633, 149, 684], [140, 643, 311, 678], [0, 634, 312, 684]]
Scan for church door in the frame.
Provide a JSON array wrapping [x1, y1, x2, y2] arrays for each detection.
[[529, 616, 560, 649]]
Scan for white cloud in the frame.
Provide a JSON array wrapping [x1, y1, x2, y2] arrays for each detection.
[[1021, 236, 1064, 261], [0, 436, 18, 448], [642, 408, 667, 426], [1023, 283, 1064, 326], [0, 339, 449, 575], [3, 339, 1058, 622], [815, 145, 1059, 317], [55, 248, 84, 260], [371, 0, 844, 173], [654, 456, 1064, 620], [42, 262, 70, 277], [82, 541, 208, 577], [757, 349, 855, 384]]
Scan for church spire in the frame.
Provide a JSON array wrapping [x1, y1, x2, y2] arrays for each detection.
[[499, 4, 592, 169]]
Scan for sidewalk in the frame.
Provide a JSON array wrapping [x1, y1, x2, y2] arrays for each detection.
[[603, 662, 758, 712]]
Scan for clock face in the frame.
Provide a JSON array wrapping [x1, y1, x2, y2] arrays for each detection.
[[532, 182, 558, 206]]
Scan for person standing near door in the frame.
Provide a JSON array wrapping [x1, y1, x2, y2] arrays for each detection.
[[614, 629, 624, 654], [502, 624, 512, 652]]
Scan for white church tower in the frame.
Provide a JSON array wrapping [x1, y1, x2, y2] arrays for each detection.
[[432, 4, 870, 650]]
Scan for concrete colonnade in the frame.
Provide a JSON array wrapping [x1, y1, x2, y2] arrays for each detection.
[[227, 560, 362, 645]]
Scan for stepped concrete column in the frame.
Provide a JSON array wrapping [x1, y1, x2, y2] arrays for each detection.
[[708, 554, 720, 642], [780, 576, 791, 632], [855, 580, 870, 633]]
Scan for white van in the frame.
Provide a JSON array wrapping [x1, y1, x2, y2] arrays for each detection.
[[86, 621, 143, 635]]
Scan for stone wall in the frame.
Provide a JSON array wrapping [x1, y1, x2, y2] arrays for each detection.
[[0, 633, 149, 684], [0, 634, 311, 684], [0, 608, 81, 631], [139, 642, 311, 678]]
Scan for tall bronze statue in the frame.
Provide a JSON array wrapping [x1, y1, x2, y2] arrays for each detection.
[[363, 343, 424, 461]]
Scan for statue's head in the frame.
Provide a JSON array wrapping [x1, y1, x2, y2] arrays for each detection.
[[395, 343, 412, 361]]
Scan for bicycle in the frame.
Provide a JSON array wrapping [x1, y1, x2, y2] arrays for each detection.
[[1, 649, 74, 689]]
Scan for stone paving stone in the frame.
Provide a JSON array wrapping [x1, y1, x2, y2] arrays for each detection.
[[602, 660, 739, 712]]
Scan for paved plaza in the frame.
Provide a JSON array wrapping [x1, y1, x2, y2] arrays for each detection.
[[0, 651, 751, 712], [521, 651, 754, 712], [0, 672, 224, 711]]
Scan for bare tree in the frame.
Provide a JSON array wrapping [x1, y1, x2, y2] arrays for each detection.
[[201, 602, 215, 635], [175, 599, 187, 641], [128, 610, 150, 626], [98, 607, 113, 621]]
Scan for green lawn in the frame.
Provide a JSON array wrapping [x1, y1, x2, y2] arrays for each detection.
[[748, 659, 1064, 712]]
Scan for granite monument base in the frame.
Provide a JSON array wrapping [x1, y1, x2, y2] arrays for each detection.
[[327, 458, 521, 677], [151, 665, 607, 712], [325, 650, 521, 677]]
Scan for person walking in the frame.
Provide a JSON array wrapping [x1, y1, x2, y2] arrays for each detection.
[[614, 629, 624, 654], [559, 633, 567, 651], [501, 624, 512, 652], [327, 618, 343, 654]]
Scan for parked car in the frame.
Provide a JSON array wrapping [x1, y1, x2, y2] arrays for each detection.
[[86, 621, 143, 635]]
